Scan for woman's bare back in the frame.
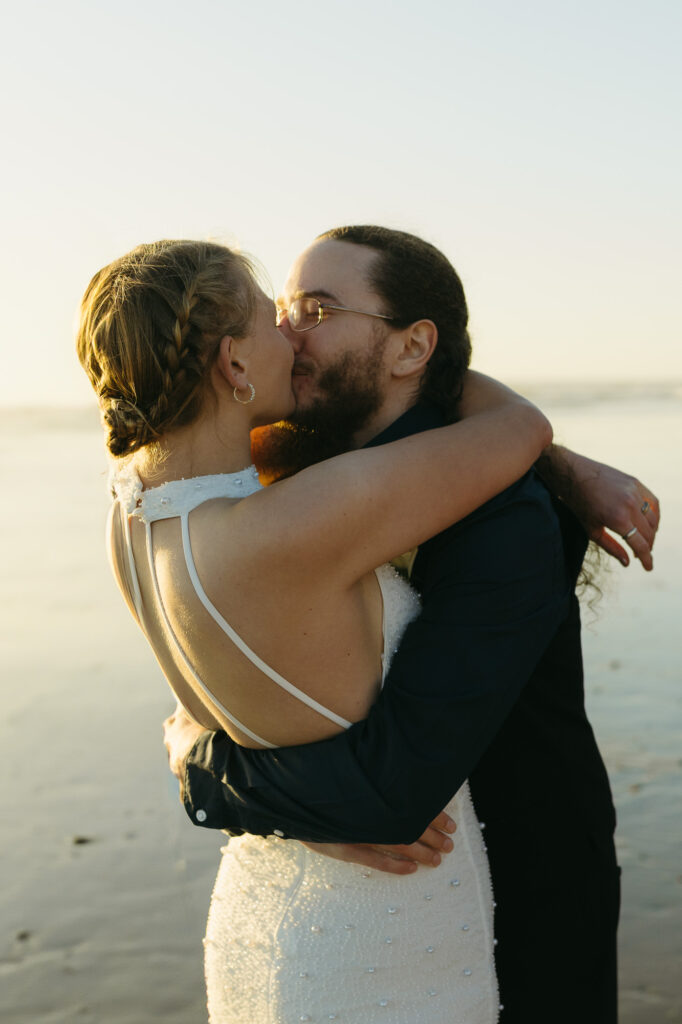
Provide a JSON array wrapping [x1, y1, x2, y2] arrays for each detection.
[[108, 464, 394, 748]]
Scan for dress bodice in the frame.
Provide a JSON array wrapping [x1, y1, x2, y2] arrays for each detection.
[[374, 564, 421, 680], [110, 463, 263, 519]]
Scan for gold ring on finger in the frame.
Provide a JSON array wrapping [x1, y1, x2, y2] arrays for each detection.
[[641, 501, 651, 515]]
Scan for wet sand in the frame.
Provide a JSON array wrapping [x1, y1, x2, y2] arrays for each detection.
[[1, 390, 680, 1023]]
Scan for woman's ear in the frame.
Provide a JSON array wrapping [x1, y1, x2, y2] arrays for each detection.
[[391, 320, 438, 379], [213, 334, 250, 392]]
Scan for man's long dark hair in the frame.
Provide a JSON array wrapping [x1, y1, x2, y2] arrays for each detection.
[[319, 225, 472, 423]]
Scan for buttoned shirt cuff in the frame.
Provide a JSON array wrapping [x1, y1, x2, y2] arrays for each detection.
[[182, 751, 244, 836], [181, 732, 293, 838]]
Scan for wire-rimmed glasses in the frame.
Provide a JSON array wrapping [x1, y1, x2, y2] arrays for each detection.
[[276, 297, 393, 332]]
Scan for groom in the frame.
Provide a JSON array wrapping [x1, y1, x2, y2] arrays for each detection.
[[165, 226, 640, 1022]]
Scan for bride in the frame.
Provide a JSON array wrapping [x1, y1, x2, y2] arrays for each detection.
[[77, 238, 553, 1022]]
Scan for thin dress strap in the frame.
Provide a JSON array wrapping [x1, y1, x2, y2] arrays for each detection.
[[179, 514, 353, 729], [110, 466, 353, 746], [144, 519, 278, 748]]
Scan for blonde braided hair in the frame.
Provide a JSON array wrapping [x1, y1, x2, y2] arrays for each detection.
[[77, 240, 259, 457]]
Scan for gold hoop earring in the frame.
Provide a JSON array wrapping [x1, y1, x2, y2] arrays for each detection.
[[233, 383, 256, 405]]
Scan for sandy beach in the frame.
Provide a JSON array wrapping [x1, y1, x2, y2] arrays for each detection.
[[1, 387, 680, 1024]]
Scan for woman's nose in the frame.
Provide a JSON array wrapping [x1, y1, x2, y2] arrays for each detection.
[[277, 315, 302, 352]]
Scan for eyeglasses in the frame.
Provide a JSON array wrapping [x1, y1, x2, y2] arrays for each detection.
[[276, 297, 393, 333]]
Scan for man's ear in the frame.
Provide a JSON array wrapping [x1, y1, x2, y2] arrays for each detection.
[[212, 334, 250, 392], [391, 320, 438, 379]]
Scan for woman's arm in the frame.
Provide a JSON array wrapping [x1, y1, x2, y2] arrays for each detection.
[[456, 370, 532, 418], [457, 373, 660, 571], [233, 390, 551, 587], [535, 445, 660, 570]]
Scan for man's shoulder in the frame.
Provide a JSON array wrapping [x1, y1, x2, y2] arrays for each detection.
[[368, 400, 586, 572], [364, 401, 444, 448], [367, 402, 558, 519], [411, 469, 548, 569], [414, 468, 587, 592], [449, 467, 556, 532]]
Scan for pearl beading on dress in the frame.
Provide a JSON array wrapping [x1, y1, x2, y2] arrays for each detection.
[[205, 788, 498, 1022]]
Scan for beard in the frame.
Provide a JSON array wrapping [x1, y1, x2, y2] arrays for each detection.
[[251, 337, 388, 483]]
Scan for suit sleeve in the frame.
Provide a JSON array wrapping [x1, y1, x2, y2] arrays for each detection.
[[183, 478, 573, 843]]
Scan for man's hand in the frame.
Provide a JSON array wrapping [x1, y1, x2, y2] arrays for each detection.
[[537, 446, 660, 571], [301, 811, 456, 875], [163, 703, 207, 795]]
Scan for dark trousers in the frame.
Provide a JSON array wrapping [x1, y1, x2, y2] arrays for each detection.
[[487, 824, 620, 1023]]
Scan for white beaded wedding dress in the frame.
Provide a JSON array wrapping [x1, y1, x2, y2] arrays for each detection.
[[109, 466, 499, 1024]]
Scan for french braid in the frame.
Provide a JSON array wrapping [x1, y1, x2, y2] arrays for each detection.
[[143, 282, 202, 439], [77, 241, 259, 457]]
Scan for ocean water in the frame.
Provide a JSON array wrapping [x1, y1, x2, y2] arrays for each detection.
[[0, 385, 680, 1022]]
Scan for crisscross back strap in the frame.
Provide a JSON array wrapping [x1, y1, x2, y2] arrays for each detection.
[[180, 513, 353, 731], [110, 466, 353, 745]]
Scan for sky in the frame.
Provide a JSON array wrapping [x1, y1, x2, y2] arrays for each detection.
[[1, 0, 680, 406]]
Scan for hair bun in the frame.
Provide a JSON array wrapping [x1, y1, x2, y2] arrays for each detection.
[[102, 399, 156, 457]]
